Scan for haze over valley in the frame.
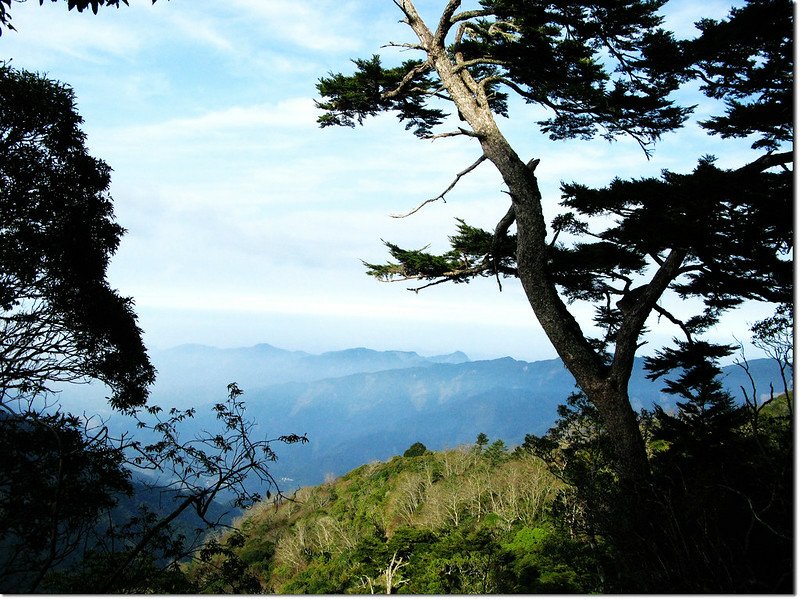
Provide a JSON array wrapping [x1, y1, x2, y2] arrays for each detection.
[[57, 341, 789, 490]]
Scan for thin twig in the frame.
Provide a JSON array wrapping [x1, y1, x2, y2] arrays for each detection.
[[391, 155, 487, 218]]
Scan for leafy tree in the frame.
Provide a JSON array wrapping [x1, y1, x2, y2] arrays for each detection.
[[643, 345, 792, 592], [0, 406, 132, 592], [0, 63, 308, 593], [645, 340, 743, 454], [315, 0, 793, 495], [483, 438, 509, 465], [0, 63, 154, 410], [0, 383, 308, 593], [403, 441, 428, 457], [521, 393, 620, 548]]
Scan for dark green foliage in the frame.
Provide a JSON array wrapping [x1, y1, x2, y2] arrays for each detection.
[[44, 506, 196, 594], [364, 218, 519, 289], [190, 533, 262, 594], [402, 441, 428, 458], [364, 240, 464, 282], [522, 392, 622, 546], [476, 0, 691, 147], [500, 525, 602, 593], [0, 383, 306, 593], [317, 56, 447, 138], [317, 0, 691, 149], [645, 340, 743, 452], [641, 346, 793, 593], [483, 438, 509, 464], [0, 63, 154, 409], [560, 157, 792, 314], [0, 409, 132, 592], [526, 344, 793, 593], [689, 0, 793, 151]]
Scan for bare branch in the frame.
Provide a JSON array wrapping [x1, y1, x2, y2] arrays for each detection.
[[652, 303, 694, 344], [454, 57, 508, 74], [451, 8, 493, 23], [380, 41, 425, 51], [381, 60, 432, 100], [407, 275, 466, 294], [395, 0, 434, 48], [423, 127, 479, 140], [391, 155, 487, 218], [434, 0, 462, 45], [717, 484, 792, 541]]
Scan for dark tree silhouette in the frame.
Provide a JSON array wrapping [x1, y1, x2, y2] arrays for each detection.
[[0, 63, 155, 410]]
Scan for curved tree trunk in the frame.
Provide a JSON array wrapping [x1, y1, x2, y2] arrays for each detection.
[[397, 0, 656, 489]]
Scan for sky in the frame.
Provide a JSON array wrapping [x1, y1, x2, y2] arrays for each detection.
[[0, 0, 778, 363]]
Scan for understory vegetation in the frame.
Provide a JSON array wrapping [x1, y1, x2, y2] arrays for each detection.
[[187, 385, 792, 594]]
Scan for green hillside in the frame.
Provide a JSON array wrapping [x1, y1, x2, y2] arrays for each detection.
[[186, 439, 604, 594], [185, 381, 793, 594]]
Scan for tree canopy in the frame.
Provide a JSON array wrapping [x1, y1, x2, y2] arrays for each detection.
[[0, 63, 155, 409]]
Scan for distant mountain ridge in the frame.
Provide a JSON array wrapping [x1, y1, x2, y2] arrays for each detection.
[[56, 342, 791, 490], [149, 343, 471, 403]]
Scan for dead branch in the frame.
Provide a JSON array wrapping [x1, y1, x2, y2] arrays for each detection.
[[652, 304, 694, 344], [380, 41, 425, 51], [390, 155, 487, 218], [423, 127, 478, 140]]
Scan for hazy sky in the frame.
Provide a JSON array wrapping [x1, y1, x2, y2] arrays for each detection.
[[1, 0, 771, 362]]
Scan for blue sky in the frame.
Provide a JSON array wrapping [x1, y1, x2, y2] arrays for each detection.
[[1, 0, 774, 362]]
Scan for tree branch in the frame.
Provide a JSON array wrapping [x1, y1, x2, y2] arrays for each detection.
[[451, 8, 493, 23], [611, 249, 688, 382], [380, 41, 425, 52], [423, 129, 475, 140], [736, 150, 793, 174], [434, 0, 462, 46], [491, 203, 516, 291], [652, 303, 694, 344], [454, 57, 508, 74], [390, 155, 487, 218], [381, 60, 432, 100]]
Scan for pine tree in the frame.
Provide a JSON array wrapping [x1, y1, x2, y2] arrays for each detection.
[[316, 0, 793, 492]]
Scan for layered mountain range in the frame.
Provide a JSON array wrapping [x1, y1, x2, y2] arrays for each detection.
[[58, 343, 790, 490]]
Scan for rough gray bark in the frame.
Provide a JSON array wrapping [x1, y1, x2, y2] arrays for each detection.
[[392, 0, 687, 487]]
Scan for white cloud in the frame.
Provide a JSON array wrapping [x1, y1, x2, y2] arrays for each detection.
[[117, 97, 318, 138], [163, 11, 236, 53], [226, 0, 364, 53], [1, 1, 143, 64], [3, 0, 773, 364]]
